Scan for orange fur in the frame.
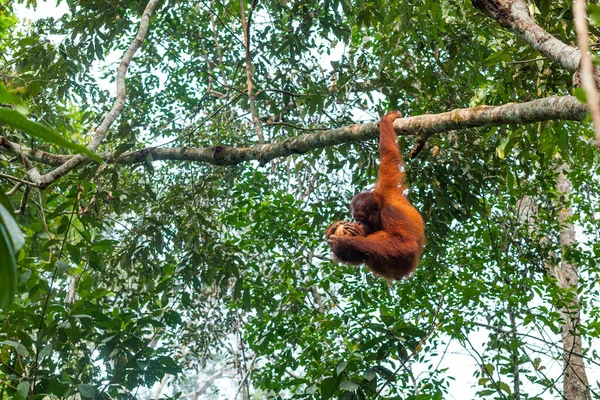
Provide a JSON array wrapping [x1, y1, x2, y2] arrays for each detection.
[[326, 111, 425, 280]]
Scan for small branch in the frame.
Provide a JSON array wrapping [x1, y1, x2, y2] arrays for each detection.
[[179, 368, 231, 398], [258, 88, 306, 97], [463, 332, 509, 400], [200, 0, 244, 45], [234, 353, 257, 399], [408, 132, 434, 158], [5, 182, 22, 196], [0, 173, 38, 186], [510, 57, 546, 65], [573, 0, 600, 147], [508, 307, 521, 399], [0, 360, 21, 376], [310, 286, 325, 314], [199, 27, 215, 92], [16, 184, 30, 214], [89, 0, 160, 151], [239, 0, 265, 143], [211, 14, 230, 86]]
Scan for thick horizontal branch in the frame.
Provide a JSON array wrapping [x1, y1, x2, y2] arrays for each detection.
[[0, 96, 588, 172], [120, 96, 586, 166], [472, 0, 580, 71]]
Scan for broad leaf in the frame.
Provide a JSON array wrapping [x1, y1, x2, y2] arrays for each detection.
[[0, 108, 102, 163]]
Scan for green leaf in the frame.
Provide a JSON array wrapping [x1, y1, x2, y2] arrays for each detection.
[[320, 376, 339, 399], [0, 107, 102, 163], [39, 343, 53, 359], [0, 202, 24, 252], [2, 340, 29, 357], [0, 191, 16, 218], [573, 87, 587, 103], [397, 342, 409, 360], [498, 381, 512, 394], [374, 365, 394, 379], [589, 4, 600, 26], [496, 137, 510, 159], [506, 170, 515, 190], [0, 224, 17, 311], [339, 380, 359, 391], [483, 363, 494, 375], [0, 83, 21, 105], [339, 391, 358, 400], [78, 383, 98, 398], [395, 326, 426, 338], [363, 368, 376, 381], [15, 381, 29, 400], [336, 361, 348, 375], [537, 0, 550, 17], [56, 260, 70, 273]]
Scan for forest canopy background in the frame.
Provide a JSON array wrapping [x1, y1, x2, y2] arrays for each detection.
[[1, 0, 600, 399]]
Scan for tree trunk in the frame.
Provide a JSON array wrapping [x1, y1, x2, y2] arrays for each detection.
[[550, 164, 590, 400]]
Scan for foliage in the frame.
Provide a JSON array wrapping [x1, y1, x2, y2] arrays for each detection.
[[0, 190, 23, 310], [0, 0, 599, 399], [0, 85, 101, 162]]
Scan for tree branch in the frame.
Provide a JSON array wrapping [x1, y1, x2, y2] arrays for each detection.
[[573, 0, 600, 146], [0, 138, 70, 166], [26, 0, 161, 188], [2, 95, 588, 172], [0, 137, 42, 183], [472, 0, 580, 71]]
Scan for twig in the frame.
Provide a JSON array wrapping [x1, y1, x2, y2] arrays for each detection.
[[510, 57, 546, 65], [234, 353, 257, 399], [310, 286, 324, 314], [211, 15, 229, 85], [257, 88, 305, 97], [263, 121, 328, 131], [239, 0, 265, 143], [198, 27, 215, 92], [213, 0, 242, 23], [199, 0, 244, 46], [0, 360, 21, 376], [179, 368, 231, 398], [462, 333, 509, 400], [573, 0, 600, 147], [134, 91, 244, 149], [0, 173, 37, 186], [16, 184, 30, 214], [5, 181, 22, 196]]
